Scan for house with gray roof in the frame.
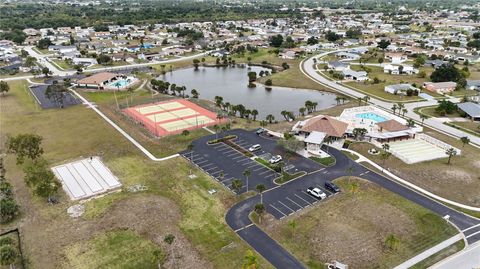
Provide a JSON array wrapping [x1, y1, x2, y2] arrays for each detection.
[[466, 80, 480, 91], [457, 102, 480, 121]]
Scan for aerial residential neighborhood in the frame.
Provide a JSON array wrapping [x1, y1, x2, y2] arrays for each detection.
[[1, 0, 480, 269]]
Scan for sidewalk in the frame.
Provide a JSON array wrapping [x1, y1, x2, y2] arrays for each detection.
[[393, 234, 464, 269]]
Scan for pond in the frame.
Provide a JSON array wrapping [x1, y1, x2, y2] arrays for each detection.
[[160, 66, 337, 120]]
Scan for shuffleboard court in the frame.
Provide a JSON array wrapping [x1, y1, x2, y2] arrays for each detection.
[[52, 157, 122, 200], [123, 99, 227, 136]]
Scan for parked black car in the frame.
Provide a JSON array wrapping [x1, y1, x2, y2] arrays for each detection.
[[325, 181, 340, 193]]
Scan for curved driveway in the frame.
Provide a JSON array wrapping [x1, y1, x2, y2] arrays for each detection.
[[301, 50, 480, 148]]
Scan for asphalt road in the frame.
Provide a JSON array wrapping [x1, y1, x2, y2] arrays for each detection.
[[184, 129, 480, 269], [301, 50, 480, 148]]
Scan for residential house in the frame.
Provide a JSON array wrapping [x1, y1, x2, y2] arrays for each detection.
[[385, 52, 407, 64], [383, 64, 418, 75], [423, 81, 457, 94], [466, 80, 480, 91], [342, 69, 369, 81], [384, 84, 420, 95], [457, 102, 480, 121], [327, 61, 350, 71]]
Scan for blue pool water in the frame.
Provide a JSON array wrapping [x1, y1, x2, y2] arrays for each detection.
[[110, 79, 129, 88], [355, 112, 387, 122]]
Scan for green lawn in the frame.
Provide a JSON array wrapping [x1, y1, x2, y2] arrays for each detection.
[[1, 80, 273, 269], [309, 156, 335, 166], [262, 177, 459, 269], [51, 59, 72, 70], [65, 230, 164, 268], [446, 121, 480, 137]]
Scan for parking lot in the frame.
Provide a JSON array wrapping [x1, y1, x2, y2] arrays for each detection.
[[181, 134, 281, 193]]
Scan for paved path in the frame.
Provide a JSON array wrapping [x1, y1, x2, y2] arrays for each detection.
[[393, 234, 464, 269], [431, 242, 480, 268], [301, 50, 480, 148]]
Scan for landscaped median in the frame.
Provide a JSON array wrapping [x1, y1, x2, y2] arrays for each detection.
[[254, 157, 306, 184]]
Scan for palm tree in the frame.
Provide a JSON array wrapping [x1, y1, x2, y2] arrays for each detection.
[[385, 234, 400, 251], [260, 120, 268, 127], [420, 114, 429, 126], [363, 95, 370, 105], [312, 101, 318, 111], [288, 220, 297, 237], [256, 184, 266, 204], [406, 119, 415, 127], [243, 169, 251, 191], [254, 203, 265, 223], [0, 244, 17, 268], [402, 108, 408, 117], [445, 147, 457, 165], [323, 136, 333, 153], [335, 96, 342, 105], [391, 104, 398, 115], [266, 114, 275, 123], [191, 89, 199, 98], [357, 97, 363, 106], [280, 110, 288, 120], [251, 109, 258, 121], [460, 136, 470, 148], [305, 100, 313, 113], [213, 125, 220, 139], [242, 250, 258, 269], [349, 181, 360, 194], [231, 179, 243, 193], [299, 107, 306, 116], [163, 234, 176, 268]]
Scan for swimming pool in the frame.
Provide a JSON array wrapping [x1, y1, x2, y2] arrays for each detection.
[[109, 79, 130, 88], [355, 112, 387, 122]]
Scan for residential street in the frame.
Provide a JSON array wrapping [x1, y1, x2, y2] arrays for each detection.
[[300, 50, 480, 148]]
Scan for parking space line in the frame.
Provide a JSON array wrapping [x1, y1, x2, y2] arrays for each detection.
[[264, 173, 277, 178], [204, 166, 218, 172], [200, 163, 215, 168], [236, 159, 251, 164], [210, 170, 223, 175], [212, 144, 226, 149], [253, 166, 266, 172], [226, 152, 241, 157], [232, 155, 245, 160], [241, 161, 254, 166], [294, 193, 312, 206], [269, 204, 287, 217], [277, 201, 295, 213], [259, 170, 271, 175], [195, 160, 208, 165], [217, 147, 232, 153], [301, 191, 319, 204], [286, 197, 303, 209], [221, 177, 234, 182], [247, 164, 261, 169]]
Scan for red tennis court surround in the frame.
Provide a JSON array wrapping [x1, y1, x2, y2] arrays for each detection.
[[123, 99, 226, 137]]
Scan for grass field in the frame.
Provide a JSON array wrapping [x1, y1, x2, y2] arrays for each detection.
[[0, 80, 273, 269], [447, 121, 480, 136], [64, 230, 164, 268], [348, 131, 480, 206], [416, 106, 463, 118], [261, 177, 458, 269]]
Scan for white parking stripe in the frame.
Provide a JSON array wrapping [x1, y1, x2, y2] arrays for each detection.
[[247, 164, 261, 169], [204, 166, 218, 172], [210, 170, 223, 175], [286, 197, 303, 209], [232, 155, 245, 160], [217, 147, 232, 152], [195, 160, 208, 165], [259, 170, 271, 175], [294, 193, 312, 206], [269, 204, 287, 217], [200, 163, 215, 168], [466, 229, 480, 239], [463, 223, 480, 232], [277, 201, 295, 213], [253, 166, 266, 172], [241, 161, 253, 166], [301, 191, 319, 204], [264, 173, 277, 178], [226, 152, 241, 157], [237, 159, 251, 163]]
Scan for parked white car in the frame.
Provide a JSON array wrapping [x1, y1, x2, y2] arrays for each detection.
[[269, 155, 282, 164], [248, 144, 261, 152], [307, 187, 327, 200]]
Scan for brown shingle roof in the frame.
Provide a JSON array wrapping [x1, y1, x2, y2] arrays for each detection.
[[301, 116, 348, 137], [77, 72, 120, 85], [377, 119, 409, 132]]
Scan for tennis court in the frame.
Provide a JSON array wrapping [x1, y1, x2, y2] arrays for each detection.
[[123, 99, 226, 136]]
